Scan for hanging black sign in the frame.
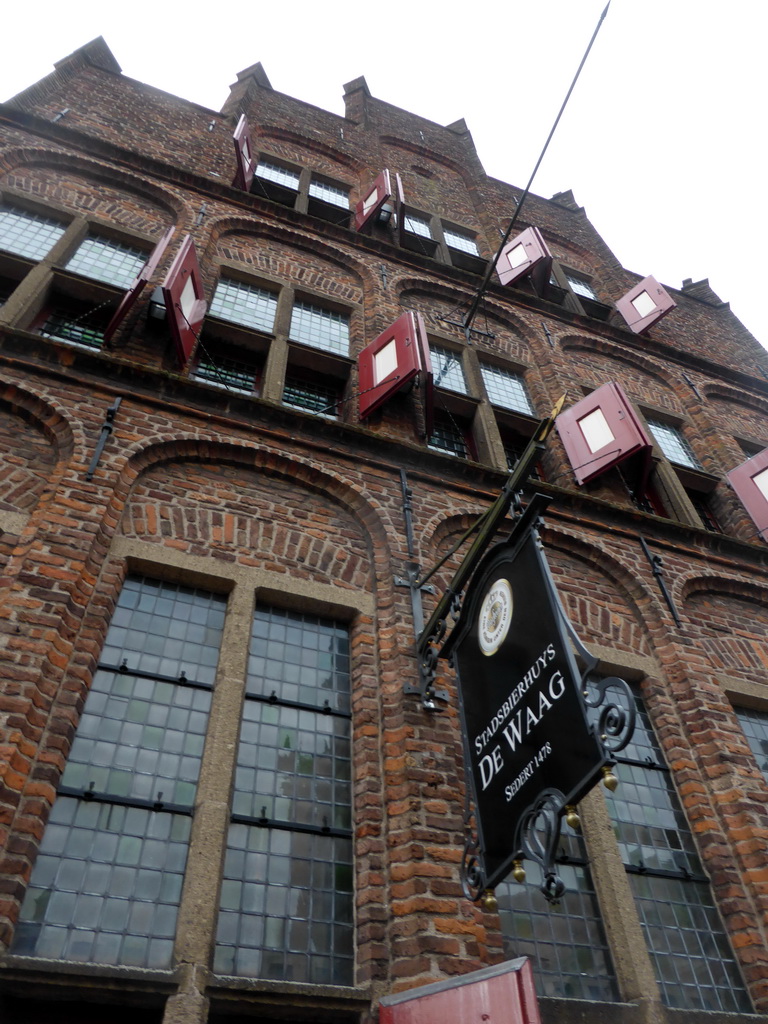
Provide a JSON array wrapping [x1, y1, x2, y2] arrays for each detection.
[[450, 525, 609, 894]]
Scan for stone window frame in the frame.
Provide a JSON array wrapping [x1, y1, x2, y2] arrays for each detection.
[[606, 684, 751, 1012], [250, 151, 352, 228], [637, 404, 722, 532], [503, 648, 753, 1013], [566, 380, 722, 533], [398, 206, 484, 272], [0, 188, 161, 353], [3, 539, 376, 1016], [199, 259, 360, 421], [548, 261, 612, 321], [419, 326, 544, 474]]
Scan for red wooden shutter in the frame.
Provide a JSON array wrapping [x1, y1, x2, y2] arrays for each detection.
[[103, 226, 175, 343], [380, 959, 540, 1024], [359, 311, 425, 419], [728, 449, 768, 540], [355, 169, 392, 232], [556, 381, 652, 485], [232, 114, 256, 192], [615, 275, 676, 334], [162, 235, 208, 368], [496, 226, 552, 287]]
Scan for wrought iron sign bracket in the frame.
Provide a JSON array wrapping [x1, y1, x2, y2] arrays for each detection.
[[410, 399, 564, 710]]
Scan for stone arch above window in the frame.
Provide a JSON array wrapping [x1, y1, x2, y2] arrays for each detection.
[[0, 388, 75, 512], [0, 158, 178, 235], [399, 287, 534, 364], [119, 458, 373, 593], [382, 142, 476, 224], [682, 584, 768, 683], [704, 390, 768, 445], [212, 228, 365, 305], [543, 538, 654, 659], [560, 340, 680, 412]]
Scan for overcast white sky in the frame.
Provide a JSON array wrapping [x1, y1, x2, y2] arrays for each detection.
[[3, 1, 765, 347]]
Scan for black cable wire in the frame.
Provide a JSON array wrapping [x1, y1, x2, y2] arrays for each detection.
[[461, 2, 611, 337]]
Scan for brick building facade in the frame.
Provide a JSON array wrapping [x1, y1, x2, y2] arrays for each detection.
[[1, 36, 768, 1024]]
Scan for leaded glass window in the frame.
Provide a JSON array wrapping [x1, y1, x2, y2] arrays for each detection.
[[214, 607, 353, 984], [193, 354, 259, 394], [496, 834, 617, 1000], [255, 161, 300, 191], [428, 414, 471, 459], [308, 178, 349, 210], [646, 420, 701, 470], [736, 706, 768, 779], [608, 692, 750, 1012], [39, 306, 107, 350], [481, 364, 533, 414], [565, 272, 598, 299], [208, 278, 277, 333], [403, 214, 432, 238], [443, 228, 479, 255], [289, 302, 349, 356], [0, 203, 66, 260], [283, 375, 339, 416], [430, 344, 466, 394], [66, 236, 147, 289], [13, 577, 226, 969]]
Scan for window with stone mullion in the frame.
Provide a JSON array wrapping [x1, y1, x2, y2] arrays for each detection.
[[214, 606, 353, 985], [608, 692, 751, 1012], [12, 577, 226, 970]]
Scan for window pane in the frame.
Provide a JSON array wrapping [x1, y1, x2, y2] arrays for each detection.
[[14, 798, 190, 968], [428, 415, 470, 459], [290, 302, 349, 356], [193, 354, 258, 394], [255, 162, 300, 190], [608, 693, 750, 1012], [100, 576, 226, 684], [565, 272, 597, 299], [497, 835, 617, 1000], [736, 706, 768, 779], [39, 307, 106, 350], [647, 420, 701, 469], [430, 344, 466, 394], [0, 204, 66, 260], [443, 228, 479, 255], [60, 668, 212, 807], [209, 278, 277, 333], [404, 214, 432, 238], [308, 179, 349, 210], [217, 607, 353, 984], [67, 236, 146, 289], [215, 826, 353, 984], [246, 607, 350, 710], [282, 376, 339, 417], [13, 577, 226, 969], [481, 364, 533, 414]]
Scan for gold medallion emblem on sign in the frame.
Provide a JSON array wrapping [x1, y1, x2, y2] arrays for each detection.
[[478, 578, 513, 656]]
